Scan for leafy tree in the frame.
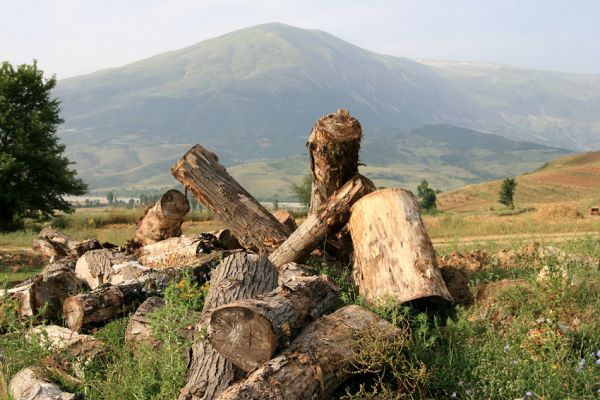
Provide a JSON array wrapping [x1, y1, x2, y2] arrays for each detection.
[[499, 178, 517, 209], [106, 191, 114, 205], [0, 61, 87, 230], [416, 179, 437, 211], [291, 173, 312, 207]]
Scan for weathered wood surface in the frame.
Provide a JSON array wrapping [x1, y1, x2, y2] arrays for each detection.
[[218, 305, 398, 400], [75, 249, 145, 289], [349, 188, 453, 304], [32, 227, 101, 261], [268, 174, 375, 268], [272, 210, 297, 234], [209, 274, 339, 371], [138, 235, 224, 269], [135, 189, 190, 246], [277, 262, 313, 286], [1, 270, 83, 321], [9, 367, 76, 400], [179, 252, 278, 400], [171, 145, 289, 253], [63, 258, 217, 332], [307, 109, 362, 215]]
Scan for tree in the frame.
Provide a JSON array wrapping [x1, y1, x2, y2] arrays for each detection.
[[0, 61, 87, 230], [416, 179, 437, 211], [106, 191, 114, 205], [499, 178, 517, 209], [291, 173, 312, 207]]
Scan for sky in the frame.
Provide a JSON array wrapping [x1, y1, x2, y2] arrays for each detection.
[[1, 0, 599, 79]]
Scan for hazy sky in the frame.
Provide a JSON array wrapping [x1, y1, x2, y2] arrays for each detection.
[[2, 0, 599, 79]]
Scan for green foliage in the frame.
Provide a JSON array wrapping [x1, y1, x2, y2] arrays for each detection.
[[106, 191, 114, 205], [291, 173, 312, 207], [417, 179, 437, 211], [0, 61, 87, 231], [499, 177, 517, 209]]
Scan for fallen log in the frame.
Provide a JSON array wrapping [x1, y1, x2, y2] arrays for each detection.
[[135, 189, 190, 245], [32, 227, 101, 261], [209, 274, 339, 371], [171, 145, 289, 253], [138, 234, 224, 269], [75, 249, 146, 289], [272, 210, 297, 234], [349, 188, 453, 304], [124, 297, 165, 349], [1, 269, 83, 322], [179, 252, 278, 400], [63, 256, 218, 332], [268, 174, 375, 268], [218, 304, 398, 400], [9, 367, 75, 400], [307, 109, 362, 215]]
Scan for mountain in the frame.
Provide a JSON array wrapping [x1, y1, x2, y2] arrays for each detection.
[[438, 151, 600, 212], [52, 22, 598, 195]]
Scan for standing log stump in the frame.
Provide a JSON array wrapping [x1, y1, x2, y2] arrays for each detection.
[[308, 109, 362, 214], [208, 274, 339, 372], [135, 189, 190, 246], [179, 252, 278, 400], [269, 174, 375, 268], [172, 145, 289, 253], [218, 304, 399, 400], [349, 188, 453, 304]]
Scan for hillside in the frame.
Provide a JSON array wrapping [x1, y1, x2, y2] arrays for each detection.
[[438, 151, 600, 212], [52, 22, 599, 194]]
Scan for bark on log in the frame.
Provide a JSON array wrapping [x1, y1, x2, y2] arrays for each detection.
[[269, 174, 375, 268], [277, 262, 313, 286], [138, 235, 223, 269], [32, 227, 101, 261], [75, 249, 145, 289], [349, 188, 453, 305], [9, 367, 75, 400], [63, 257, 218, 332], [272, 210, 297, 234], [1, 270, 83, 321], [135, 189, 190, 246], [308, 109, 362, 215], [171, 145, 289, 253], [209, 275, 339, 371], [179, 252, 278, 400], [218, 304, 398, 400]]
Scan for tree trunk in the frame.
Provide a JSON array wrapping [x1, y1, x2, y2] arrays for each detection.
[[171, 145, 289, 253], [308, 109, 362, 215], [269, 174, 375, 268], [179, 252, 278, 400], [75, 249, 145, 289], [135, 189, 190, 246], [349, 188, 453, 305], [32, 227, 101, 261], [63, 259, 217, 332], [1, 269, 83, 322], [218, 305, 398, 400], [272, 210, 297, 234], [208, 275, 339, 372], [9, 367, 75, 400], [138, 235, 223, 269]]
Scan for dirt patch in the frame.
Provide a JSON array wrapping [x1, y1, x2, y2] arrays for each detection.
[[438, 250, 488, 271], [440, 266, 473, 306], [536, 203, 583, 220], [0, 250, 45, 273]]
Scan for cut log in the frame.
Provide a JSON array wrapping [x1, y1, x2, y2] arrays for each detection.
[[179, 252, 278, 400], [9, 367, 75, 400], [269, 174, 375, 268], [135, 189, 190, 246], [272, 210, 297, 234], [349, 188, 453, 305], [218, 304, 398, 400], [75, 249, 145, 289], [32, 227, 101, 261], [171, 145, 289, 253], [307, 109, 362, 215], [209, 275, 339, 371], [138, 235, 223, 269], [125, 297, 165, 350], [63, 257, 218, 332], [213, 229, 242, 250], [1, 269, 83, 322]]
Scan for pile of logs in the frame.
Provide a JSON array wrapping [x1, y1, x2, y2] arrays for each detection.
[[2, 109, 452, 400]]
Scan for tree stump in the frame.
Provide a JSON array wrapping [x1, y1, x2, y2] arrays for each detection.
[[218, 305, 398, 400], [349, 188, 453, 304], [269, 174, 375, 268], [171, 145, 289, 253], [9, 367, 75, 400], [208, 274, 339, 371], [135, 189, 190, 246], [179, 252, 278, 400]]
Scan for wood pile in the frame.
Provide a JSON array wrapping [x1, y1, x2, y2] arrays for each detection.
[[2, 109, 452, 399]]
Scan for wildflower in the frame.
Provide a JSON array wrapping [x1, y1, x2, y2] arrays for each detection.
[[596, 349, 600, 358], [511, 359, 519, 365], [458, 380, 464, 386], [504, 344, 510, 351], [577, 358, 586, 371], [450, 392, 457, 398], [596, 358, 600, 365], [525, 390, 533, 399]]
